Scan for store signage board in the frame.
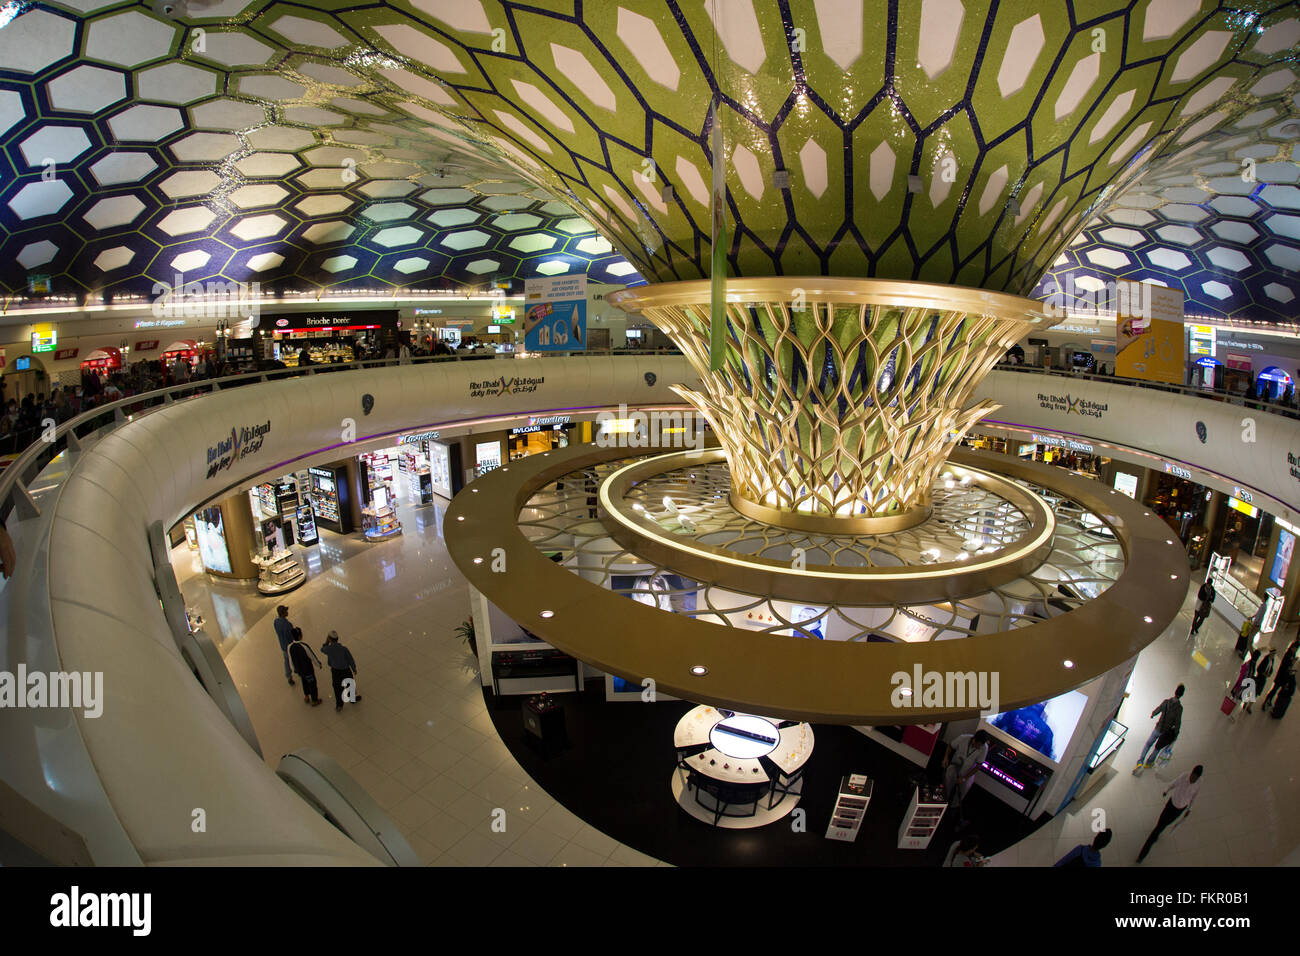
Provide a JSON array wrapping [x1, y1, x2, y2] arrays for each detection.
[[492, 305, 516, 324], [1226, 353, 1253, 371], [1188, 324, 1215, 357], [134, 319, 186, 329], [1163, 461, 1193, 481], [1115, 285, 1184, 384], [1232, 486, 1254, 504], [523, 275, 586, 352], [53, 348, 78, 360], [31, 329, 56, 353], [258, 310, 398, 332], [1029, 432, 1094, 454], [1114, 473, 1138, 498], [1228, 496, 1259, 518], [398, 431, 440, 444], [135, 340, 159, 351]]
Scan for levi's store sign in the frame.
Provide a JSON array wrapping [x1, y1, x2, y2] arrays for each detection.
[[258, 310, 398, 333]]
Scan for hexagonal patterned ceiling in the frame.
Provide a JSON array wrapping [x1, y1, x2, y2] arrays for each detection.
[[0, 0, 1296, 321]]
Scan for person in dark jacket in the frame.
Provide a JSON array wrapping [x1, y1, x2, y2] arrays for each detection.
[[273, 604, 295, 686], [1054, 829, 1113, 867], [1246, 647, 1276, 714], [1190, 578, 1216, 636], [287, 626, 322, 705], [320, 630, 361, 711], [1262, 641, 1298, 712]]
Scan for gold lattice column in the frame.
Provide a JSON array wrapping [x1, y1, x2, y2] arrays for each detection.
[[609, 278, 1056, 532]]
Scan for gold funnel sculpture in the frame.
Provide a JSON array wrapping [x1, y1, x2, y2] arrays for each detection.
[[609, 278, 1056, 533]]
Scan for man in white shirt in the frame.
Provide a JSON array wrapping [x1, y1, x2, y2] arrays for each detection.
[[942, 729, 990, 823], [1137, 765, 1203, 863]]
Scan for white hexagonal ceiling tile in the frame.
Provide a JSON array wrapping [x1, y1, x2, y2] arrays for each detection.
[[465, 259, 499, 275], [918, 0, 964, 80], [1209, 221, 1257, 244], [576, 236, 613, 255], [1254, 18, 1300, 56], [170, 131, 241, 162], [1089, 89, 1136, 144], [1263, 282, 1295, 303], [302, 221, 355, 244], [1171, 31, 1231, 84], [365, 202, 417, 222], [1200, 280, 1232, 300], [295, 195, 354, 217], [84, 195, 145, 230], [46, 65, 126, 114], [93, 246, 134, 272], [550, 43, 617, 111], [0, 10, 76, 75], [157, 206, 218, 237], [869, 141, 896, 202], [1097, 227, 1145, 247], [372, 23, 465, 73], [170, 249, 212, 274], [1263, 244, 1300, 271], [245, 126, 317, 152], [1147, 248, 1192, 271], [160, 170, 221, 199], [392, 256, 430, 275], [705, 0, 766, 75], [1054, 53, 1100, 120], [1154, 224, 1201, 245], [269, 15, 349, 50], [85, 11, 176, 68], [674, 156, 710, 207], [89, 152, 157, 186], [230, 214, 287, 241], [1085, 248, 1131, 270], [1264, 214, 1300, 240], [430, 208, 479, 227], [616, 7, 680, 90], [510, 233, 556, 254], [234, 153, 301, 178], [997, 15, 1044, 98], [534, 260, 571, 276], [442, 230, 491, 251], [17, 241, 57, 270], [606, 261, 638, 277], [195, 33, 274, 68], [229, 184, 289, 209], [245, 252, 285, 273], [977, 164, 1008, 215], [494, 213, 543, 231], [8, 181, 74, 220], [1206, 247, 1250, 272], [371, 226, 424, 248], [321, 255, 358, 273], [107, 104, 184, 142], [799, 137, 828, 200], [19, 126, 91, 166], [1142, 0, 1202, 42], [238, 75, 308, 101], [138, 63, 219, 104]]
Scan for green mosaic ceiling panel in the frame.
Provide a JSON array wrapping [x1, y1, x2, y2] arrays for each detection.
[[0, 0, 1296, 308]]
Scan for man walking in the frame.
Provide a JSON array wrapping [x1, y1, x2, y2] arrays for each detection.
[[942, 729, 990, 824], [1054, 829, 1113, 867], [1189, 578, 1216, 636], [273, 605, 295, 686], [320, 630, 362, 711], [287, 626, 323, 706], [1133, 684, 1184, 772], [1137, 766, 1203, 863]]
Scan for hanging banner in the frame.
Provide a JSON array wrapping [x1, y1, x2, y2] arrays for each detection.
[[523, 274, 586, 352], [1115, 284, 1184, 384], [709, 98, 727, 372]]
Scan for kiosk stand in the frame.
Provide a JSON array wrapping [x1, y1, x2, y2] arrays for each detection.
[[825, 774, 872, 842], [897, 784, 947, 849]]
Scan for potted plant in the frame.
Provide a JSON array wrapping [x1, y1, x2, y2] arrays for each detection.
[[455, 617, 477, 658]]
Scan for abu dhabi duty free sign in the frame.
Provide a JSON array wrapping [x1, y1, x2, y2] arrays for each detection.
[[523, 275, 586, 352]]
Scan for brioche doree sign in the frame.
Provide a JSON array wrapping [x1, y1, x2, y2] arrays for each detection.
[[1115, 284, 1185, 384]]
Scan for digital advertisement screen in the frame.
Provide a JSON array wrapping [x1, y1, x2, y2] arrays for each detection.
[[987, 689, 1088, 764], [428, 442, 453, 498], [791, 605, 827, 640], [194, 506, 231, 574], [1272, 529, 1295, 587]]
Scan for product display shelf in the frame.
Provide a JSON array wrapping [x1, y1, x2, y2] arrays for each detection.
[[897, 783, 947, 850], [256, 551, 305, 595], [825, 775, 873, 842], [362, 505, 402, 540]]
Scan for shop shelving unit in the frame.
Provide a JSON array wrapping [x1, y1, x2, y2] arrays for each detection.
[[362, 505, 402, 540], [825, 775, 872, 842], [897, 783, 947, 850], [257, 552, 305, 594]]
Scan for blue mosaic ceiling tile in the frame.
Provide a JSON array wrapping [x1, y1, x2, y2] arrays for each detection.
[[0, 0, 1295, 310]]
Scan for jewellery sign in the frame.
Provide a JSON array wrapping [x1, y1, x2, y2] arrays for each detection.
[[523, 275, 586, 351], [1116, 284, 1184, 384], [205, 421, 272, 479]]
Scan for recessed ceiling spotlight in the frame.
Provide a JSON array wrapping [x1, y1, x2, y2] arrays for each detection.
[[1166, 540, 1174, 545], [1063, 659, 1075, 669], [456, 516, 464, 521], [1170, 574, 1178, 580], [1143, 616, 1153, 623], [690, 665, 708, 676], [540, 610, 554, 619], [472, 557, 483, 565]]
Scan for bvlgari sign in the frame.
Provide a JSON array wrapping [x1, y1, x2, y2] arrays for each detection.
[[206, 421, 272, 479]]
